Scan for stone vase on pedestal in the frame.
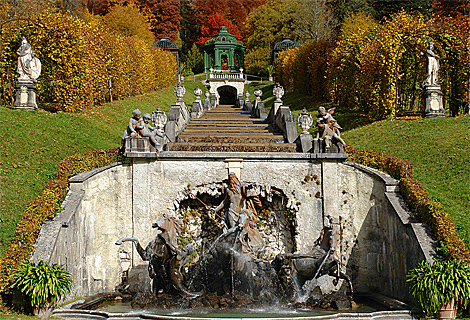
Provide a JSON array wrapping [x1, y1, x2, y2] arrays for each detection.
[[14, 81, 38, 110], [423, 85, 445, 118]]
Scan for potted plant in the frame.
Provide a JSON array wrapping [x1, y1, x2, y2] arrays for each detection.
[[267, 65, 274, 81], [13, 260, 72, 317], [407, 259, 470, 319]]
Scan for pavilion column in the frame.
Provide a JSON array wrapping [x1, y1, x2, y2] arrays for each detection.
[[204, 51, 209, 72], [214, 48, 220, 69]]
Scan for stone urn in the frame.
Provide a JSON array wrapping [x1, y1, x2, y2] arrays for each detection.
[[297, 108, 313, 134], [273, 84, 284, 101], [194, 85, 203, 98], [254, 87, 262, 99], [152, 108, 167, 132], [174, 83, 186, 100]]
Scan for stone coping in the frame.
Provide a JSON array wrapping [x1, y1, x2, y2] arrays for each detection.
[[125, 151, 349, 160], [69, 162, 126, 183], [52, 309, 419, 320]]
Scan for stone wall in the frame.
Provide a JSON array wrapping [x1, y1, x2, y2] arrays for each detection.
[[31, 152, 435, 302]]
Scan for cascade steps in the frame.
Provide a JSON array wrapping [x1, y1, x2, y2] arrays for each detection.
[[165, 104, 297, 152]]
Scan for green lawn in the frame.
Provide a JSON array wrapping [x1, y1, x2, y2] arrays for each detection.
[[0, 82, 202, 257], [342, 116, 470, 246]]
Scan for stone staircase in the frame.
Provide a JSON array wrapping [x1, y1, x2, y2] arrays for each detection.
[[165, 104, 297, 152]]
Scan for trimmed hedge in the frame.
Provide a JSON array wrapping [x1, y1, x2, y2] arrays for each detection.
[[346, 145, 470, 262], [0, 148, 120, 294]]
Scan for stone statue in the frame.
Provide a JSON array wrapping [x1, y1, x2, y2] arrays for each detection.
[[421, 42, 440, 87], [120, 109, 142, 151], [17, 37, 41, 82], [140, 113, 164, 148], [272, 226, 353, 301], [115, 216, 199, 297], [316, 106, 345, 148], [214, 173, 265, 254]]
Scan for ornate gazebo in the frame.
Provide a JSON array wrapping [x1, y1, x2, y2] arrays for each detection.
[[202, 26, 245, 72], [273, 39, 300, 62]]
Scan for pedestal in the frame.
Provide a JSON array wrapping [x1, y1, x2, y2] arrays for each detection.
[[423, 85, 445, 118], [298, 133, 313, 153], [14, 81, 38, 110]]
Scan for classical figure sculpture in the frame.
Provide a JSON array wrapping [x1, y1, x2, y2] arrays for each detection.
[[120, 109, 142, 151], [116, 216, 199, 297], [272, 226, 353, 301], [214, 173, 265, 254], [421, 42, 440, 87], [17, 37, 41, 82], [316, 106, 345, 148], [140, 113, 164, 147]]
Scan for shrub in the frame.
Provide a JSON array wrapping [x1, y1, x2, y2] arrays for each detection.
[[407, 259, 470, 317], [13, 260, 72, 310]]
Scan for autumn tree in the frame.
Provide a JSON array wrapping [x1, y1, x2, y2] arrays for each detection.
[[146, 0, 181, 41], [197, 12, 241, 44], [294, 0, 339, 42], [370, 0, 433, 20], [433, 0, 470, 17], [327, 0, 376, 23], [82, 0, 109, 15], [241, 0, 298, 74], [103, 1, 154, 43]]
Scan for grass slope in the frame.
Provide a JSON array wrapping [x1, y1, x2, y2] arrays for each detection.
[[0, 82, 201, 256], [342, 116, 470, 246]]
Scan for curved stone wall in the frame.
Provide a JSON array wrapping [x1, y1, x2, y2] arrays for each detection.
[[31, 152, 435, 302]]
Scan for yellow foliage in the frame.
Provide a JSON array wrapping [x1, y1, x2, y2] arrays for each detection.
[[103, 2, 155, 43], [0, 8, 176, 112]]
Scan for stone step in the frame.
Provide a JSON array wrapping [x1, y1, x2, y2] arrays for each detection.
[[177, 132, 284, 139], [176, 136, 285, 144], [165, 142, 297, 152]]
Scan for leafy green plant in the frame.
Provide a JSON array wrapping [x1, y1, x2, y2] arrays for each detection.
[[13, 260, 72, 309], [407, 259, 470, 317]]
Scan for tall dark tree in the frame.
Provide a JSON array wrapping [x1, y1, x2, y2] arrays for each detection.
[[370, 0, 433, 20], [433, 0, 470, 17], [82, 0, 109, 15], [327, 0, 376, 23]]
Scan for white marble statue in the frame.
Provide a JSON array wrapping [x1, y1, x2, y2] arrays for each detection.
[[17, 37, 41, 82], [421, 42, 439, 87]]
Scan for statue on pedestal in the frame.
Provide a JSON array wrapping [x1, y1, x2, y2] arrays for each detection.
[[17, 37, 41, 82], [420, 42, 445, 118], [14, 37, 41, 110], [421, 42, 440, 88]]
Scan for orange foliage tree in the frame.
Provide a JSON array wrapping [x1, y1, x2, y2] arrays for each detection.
[[196, 12, 241, 45]]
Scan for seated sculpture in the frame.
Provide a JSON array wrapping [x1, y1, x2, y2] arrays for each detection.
[[316, 106, 345, 148], [120, 109, 142, 151], [120, 110, 165, 152], [272, 225, 353, 301], [140, 113, 164, 148], [115, 216, 199, 297]]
